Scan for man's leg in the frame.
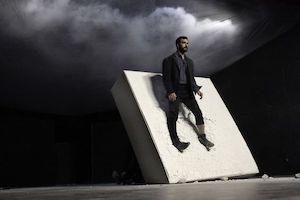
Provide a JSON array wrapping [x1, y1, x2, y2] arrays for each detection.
[[167, 99, 180, 142], [183, 98, 214, 150], [167, 99, 190, 152]]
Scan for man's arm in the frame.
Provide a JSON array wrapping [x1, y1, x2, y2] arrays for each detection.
[[190, 60, 202, 92], [189, 60, 203, 98], [162, 57, 175, 96], [162, 57, 177, 101]]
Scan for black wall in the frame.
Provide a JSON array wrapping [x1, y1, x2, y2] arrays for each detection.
[[212, 23, 300, 175], [0, 108, 135, 188]]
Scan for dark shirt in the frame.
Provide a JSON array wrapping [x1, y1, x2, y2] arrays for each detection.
[[175, 51, 188, 84]]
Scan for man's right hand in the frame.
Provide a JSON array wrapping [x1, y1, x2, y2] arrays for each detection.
[[168, 92, 177, 102]]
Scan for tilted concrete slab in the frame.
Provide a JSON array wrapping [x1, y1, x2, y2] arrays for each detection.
[[111, 70, 259, 184]]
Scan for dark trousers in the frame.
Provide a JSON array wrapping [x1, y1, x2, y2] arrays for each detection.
[[167, 85, 204, 143]]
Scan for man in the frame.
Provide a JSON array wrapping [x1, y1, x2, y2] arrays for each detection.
[[162, 36, 214, 152]]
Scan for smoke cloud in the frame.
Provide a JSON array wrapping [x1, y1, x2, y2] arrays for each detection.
[[0, 0, 239, 113], [2, 0, 238, 73]]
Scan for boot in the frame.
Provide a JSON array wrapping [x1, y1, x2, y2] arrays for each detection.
[[198, 134, 214, 151], [173, 140, 190, 153], [197, 124, 214, 150]]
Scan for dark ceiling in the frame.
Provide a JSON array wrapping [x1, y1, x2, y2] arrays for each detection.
[[0, 0, 299, 115]]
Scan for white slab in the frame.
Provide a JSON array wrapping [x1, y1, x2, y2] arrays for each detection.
[[111, 70, 259, 184]]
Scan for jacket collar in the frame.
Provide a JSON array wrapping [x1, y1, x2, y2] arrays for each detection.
[[172, 51, 190, 60], [171, 52, 190, 70]]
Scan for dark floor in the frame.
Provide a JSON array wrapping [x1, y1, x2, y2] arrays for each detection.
[[1, 177, 300, 200]]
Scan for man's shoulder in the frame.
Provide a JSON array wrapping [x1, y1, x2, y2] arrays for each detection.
[[185, 55, 194, 62], [163, 52, 177, 61]]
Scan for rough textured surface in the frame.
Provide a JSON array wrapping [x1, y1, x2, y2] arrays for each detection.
[[112, 70, 258, 183]]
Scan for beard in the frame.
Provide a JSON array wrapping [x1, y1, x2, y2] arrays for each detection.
[[179, 47, 188, 53]]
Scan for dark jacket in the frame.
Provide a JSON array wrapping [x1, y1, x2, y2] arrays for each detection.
[[162, 52, 201, 98]]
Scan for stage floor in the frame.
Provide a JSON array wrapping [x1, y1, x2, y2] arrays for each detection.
[[1, 177, 300, 200]]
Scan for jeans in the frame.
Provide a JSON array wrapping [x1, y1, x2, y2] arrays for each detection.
[[167, 84, 204, 143]]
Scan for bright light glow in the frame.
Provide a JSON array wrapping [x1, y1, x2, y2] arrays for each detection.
[[1, 0, 239, 73]]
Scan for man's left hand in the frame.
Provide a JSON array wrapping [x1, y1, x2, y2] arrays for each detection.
[[197, 90, 203, 99]]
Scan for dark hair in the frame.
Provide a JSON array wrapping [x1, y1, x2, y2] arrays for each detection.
[[175, 36, 188, 48]]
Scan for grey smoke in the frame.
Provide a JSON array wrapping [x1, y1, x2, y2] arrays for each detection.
[[0, 0, 298, 114], [3, 0, 238, 74], [0, 0, 239, 114]]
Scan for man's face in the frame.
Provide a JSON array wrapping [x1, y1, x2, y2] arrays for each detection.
[[178, 38, 189, 53]]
